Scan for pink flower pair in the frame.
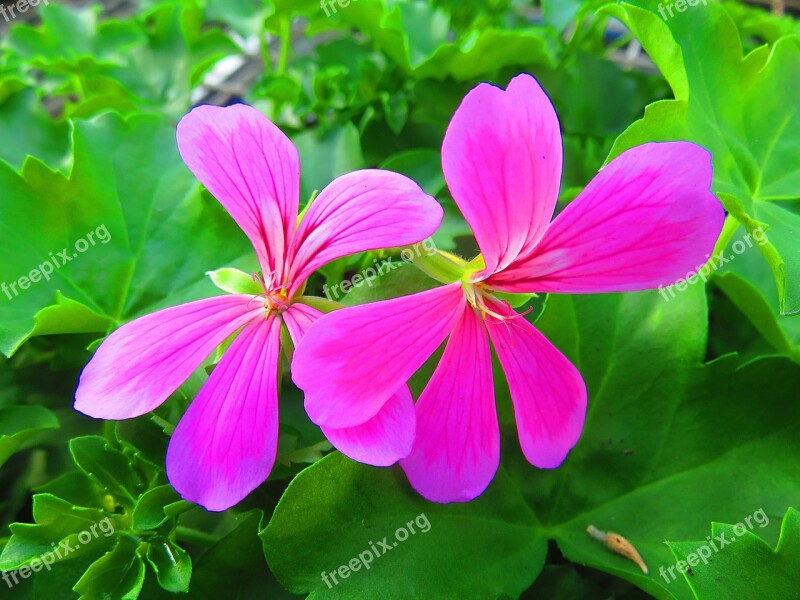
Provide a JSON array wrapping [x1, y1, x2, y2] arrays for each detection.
[[75, 74, 723, 510]]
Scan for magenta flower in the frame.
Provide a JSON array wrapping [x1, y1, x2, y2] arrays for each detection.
[[74, 104, 442, 511], [292, 74, 725, 503]]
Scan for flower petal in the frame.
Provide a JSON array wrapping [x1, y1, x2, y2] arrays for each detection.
[[485, 302, 586, 469], [288, 169, 443, 294], [281, 301, 323, 346], [400, 308, 498, 503], [487, 142, 725, 294], [322, 386, 415, 467], [284, 301, 415, 465], [293, 283, 466, 429], [166, 316, 282, 512], [75, 296, 264, 420], [442, 74, 562, 275], [177, 104, 299, 280]]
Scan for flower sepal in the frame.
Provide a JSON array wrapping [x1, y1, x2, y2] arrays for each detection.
[[412, 249, 468, 284], [207, 268, 264, 296]]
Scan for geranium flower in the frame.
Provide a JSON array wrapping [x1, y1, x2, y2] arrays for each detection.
[[292, 74, 725, 503], [74, 104, 442, 511]]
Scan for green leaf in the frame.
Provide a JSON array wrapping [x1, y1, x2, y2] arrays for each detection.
[[35, 472, 107, 511], [292, 123, 365, 202], [73, 536, 145, 600], [0, 111, 251, 357], [0, 405, 59, 469], [132, 485, 192, 531], [261, 453, 545, 599], [145, 538, 192, 593], [69, 437, 140, 505], [203, 0, 273, 38], [337, 0, 554, 78], [0, 495, 114, 571], [192, 511, 298, 598], [604, 2, 800, 314], [0, 83, 69, 170], [340, 262, 437, 306], [667, 508, 800, 598], [4, 2, 239, 118], [379, 149, 445, 196], [263, 286, 800, 599]]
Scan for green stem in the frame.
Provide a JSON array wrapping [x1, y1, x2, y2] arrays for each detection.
[[276, 17, 291, 75], [174, 526, 220, 548], [150, 414, 175, 436], [712, 214, 740, 258]]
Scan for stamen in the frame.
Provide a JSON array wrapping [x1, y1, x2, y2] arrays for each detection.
[[250, 271, 292, 315]]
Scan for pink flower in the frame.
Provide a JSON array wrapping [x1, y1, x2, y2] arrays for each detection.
[[74, 104, 442, 511], [292, 74, 725, 503]]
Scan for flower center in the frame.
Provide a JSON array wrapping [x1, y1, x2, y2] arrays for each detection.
[[462, 281, 508, 321], [252, 272, 291, 315], [461, 278, 533, 325]]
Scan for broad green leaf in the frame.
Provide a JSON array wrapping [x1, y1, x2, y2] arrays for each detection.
[[541, 0, 585, 32], [340, 262, 437, 306], [262, 453, 545, 599], [0, 83, 69, 170], [0, 111, 250, 357], [604, 2, 800, 315], [379, 148, 445, 196], [667, 508, 800, 598], [191, 511, 298, 598], [0, 405, 58, 469], [203, 0, 273, 37], [263, 286, 800, 599], [292, 122, 365, 201]]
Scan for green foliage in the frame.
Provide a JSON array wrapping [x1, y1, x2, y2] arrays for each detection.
[[1, 0, 798, 597]]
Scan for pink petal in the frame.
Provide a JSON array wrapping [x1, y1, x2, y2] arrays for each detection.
[[75, 296, 265, 420], [487, 142, 725, 294], [292, 283, 466, 429], [485, 301, 586, 469], [322, 386, 415, 466], [400, 308, 499, 503], [442, 74, 562, 276], [288, 170, 443, 294], [282, 301, 323, 346], [177, 104, 300, 281], [284, 301, 415, 465], [166, 316, 282, 512]]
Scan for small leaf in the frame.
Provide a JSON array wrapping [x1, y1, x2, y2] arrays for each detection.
[[145, 538, 192, 594], [73, 537, 145, 600], [0, 405, 59, 469]]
